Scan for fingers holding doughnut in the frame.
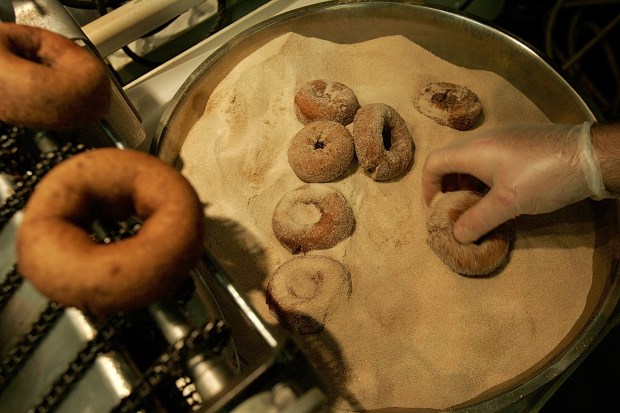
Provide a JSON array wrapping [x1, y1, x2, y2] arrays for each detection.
[[414, 82, 482, 131], [294, 80, 360, 125], [288, 120, 355, 183], [266, 256, 352, 334], [452, 186, 520, 244], [272, 184, 355, 254], [0, 23, 111, 130], [17, 148, 204, 315], [352, 103, 414, 181], [426, 190, 512, 277]]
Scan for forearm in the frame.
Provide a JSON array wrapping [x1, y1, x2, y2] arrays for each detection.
[[591, 122, 620, 195]]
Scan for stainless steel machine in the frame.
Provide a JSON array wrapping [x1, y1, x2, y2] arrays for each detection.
[[0, 2, 328, 412]]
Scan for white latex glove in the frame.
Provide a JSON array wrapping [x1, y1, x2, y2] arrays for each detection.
[[422, 122, 613, 243]]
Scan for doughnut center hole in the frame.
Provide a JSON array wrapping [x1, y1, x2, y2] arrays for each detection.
[[382, 124, 393, 150], [290, 201, 322, 226], [431, 91, 457, 105], [288, 271, 323, 299], [441, 174, 489, 193], [314, 140, 325, 150], [10, 43, 42, 63], [78, 195, 141, 243]]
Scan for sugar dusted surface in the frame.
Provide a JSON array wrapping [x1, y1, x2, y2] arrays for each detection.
[[179, 33, 594, 410]]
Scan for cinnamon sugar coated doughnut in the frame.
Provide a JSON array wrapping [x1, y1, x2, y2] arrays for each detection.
[[414, 82, 482, 131], [294, 80, 360, 125], [17, 148, 205, 315], [288, 120, 355, 182], [272, 184, 355, 253], [352, 103, 414, 181], [266, 256, 352, 334], [0, 24, 111, 130], [426, 191, 512, 276]]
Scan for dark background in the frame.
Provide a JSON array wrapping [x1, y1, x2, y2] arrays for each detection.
[[491, 0, 619, 121], [490, 1, 620, 411]]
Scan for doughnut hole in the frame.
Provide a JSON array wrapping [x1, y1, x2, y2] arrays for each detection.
[[441, 173, 488, 194], [289, 201, 322, 227], [382, 122, 393, 150]]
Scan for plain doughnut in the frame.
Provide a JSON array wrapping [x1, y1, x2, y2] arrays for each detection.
[[288, 120, 355, 182], [266, 256, 352, 334], [294, 80, 360, 125], [17, 148, 204, 315], [414, 82, 482, 131], [426, 191, 512, 276], [272, 184, 355, 254], [0, 23, 111, 130], [352, 103, 414, 181]]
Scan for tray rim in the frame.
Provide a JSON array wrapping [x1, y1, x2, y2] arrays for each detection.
[[152, 1, 619, 411]]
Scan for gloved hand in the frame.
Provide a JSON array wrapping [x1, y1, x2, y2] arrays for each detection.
[[421, 122, 612, 243]]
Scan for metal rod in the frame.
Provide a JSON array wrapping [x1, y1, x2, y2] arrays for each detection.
[[82, 0, 205, 57], [148, 301, 237, 402], [562, 14, 620, 70]]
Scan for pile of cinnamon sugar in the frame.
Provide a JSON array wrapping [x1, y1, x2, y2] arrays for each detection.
[[179, 33, 595, 410]]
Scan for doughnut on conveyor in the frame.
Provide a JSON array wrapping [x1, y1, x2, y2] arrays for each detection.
[[0, 103, 326, 413], [0, 114, 330, 413]]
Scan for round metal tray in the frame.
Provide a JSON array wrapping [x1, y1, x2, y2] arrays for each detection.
[[154, 1, 620, 411]]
